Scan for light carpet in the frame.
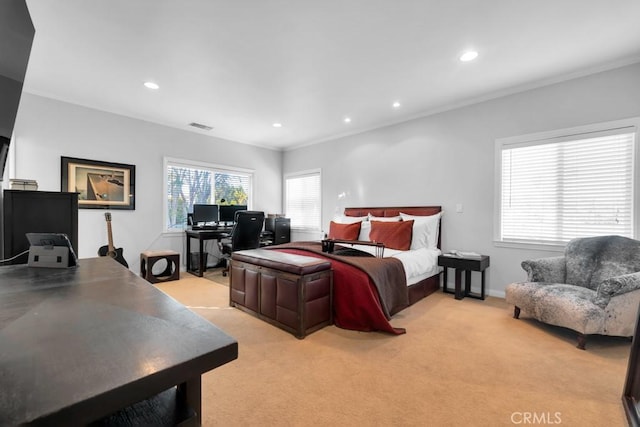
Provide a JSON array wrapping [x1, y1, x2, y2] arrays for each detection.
[[156, 271, 631, 427]]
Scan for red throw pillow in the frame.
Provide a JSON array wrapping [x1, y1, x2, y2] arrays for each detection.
[[328, 221, 361, 240], [369, 220, 414, 250]]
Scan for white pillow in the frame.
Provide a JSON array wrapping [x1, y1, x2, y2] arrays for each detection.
[[367, 214, 401, 222], [358, 220, 372, 241], [399, 212, 441, 250], [333, 214, 367, 224]]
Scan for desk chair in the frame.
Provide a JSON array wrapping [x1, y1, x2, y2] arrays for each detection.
[[220, 210, 265, 276]]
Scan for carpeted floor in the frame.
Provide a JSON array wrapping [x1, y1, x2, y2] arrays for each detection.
[[156, 270, 631, 427]]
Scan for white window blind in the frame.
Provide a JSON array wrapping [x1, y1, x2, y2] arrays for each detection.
[[499, 127, 635, 244], [285, 171, 321, 230], [165, 158, 252, 232]]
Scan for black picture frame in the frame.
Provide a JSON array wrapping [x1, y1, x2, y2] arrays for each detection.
[[61, 156, 135, 210]]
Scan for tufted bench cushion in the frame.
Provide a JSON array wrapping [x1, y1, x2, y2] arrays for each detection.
[[230, 249, 333, 338], [231, 249, 330, 276]]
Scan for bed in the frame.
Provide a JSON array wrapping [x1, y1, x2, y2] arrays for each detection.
[[268, 206, 442, 334]]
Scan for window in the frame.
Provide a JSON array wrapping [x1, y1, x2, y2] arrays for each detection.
[[285, 170, 321, 230], [495, 119, 637, 247], [164, 158, 253, 232]]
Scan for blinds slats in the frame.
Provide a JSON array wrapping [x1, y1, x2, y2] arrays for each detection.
[[500, 130, 634, 243], [285, 172, 321, 230]]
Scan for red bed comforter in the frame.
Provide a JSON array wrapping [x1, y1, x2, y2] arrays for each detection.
[[269, 243, 408, 335]]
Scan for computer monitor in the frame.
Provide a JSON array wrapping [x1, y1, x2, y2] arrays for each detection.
[[219, 205, 247, 224], [192, 204, 219, 225]]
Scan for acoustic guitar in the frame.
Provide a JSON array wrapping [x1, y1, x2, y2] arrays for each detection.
[[98, 212, 128, 268]]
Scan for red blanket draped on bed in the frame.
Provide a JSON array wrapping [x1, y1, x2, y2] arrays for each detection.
[[274, 248, 406, 335]]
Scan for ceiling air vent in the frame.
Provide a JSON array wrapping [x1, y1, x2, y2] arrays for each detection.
[[188, 122, 213, 131]]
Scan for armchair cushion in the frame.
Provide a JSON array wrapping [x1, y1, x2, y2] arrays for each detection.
[[505, 282, 605, 333]]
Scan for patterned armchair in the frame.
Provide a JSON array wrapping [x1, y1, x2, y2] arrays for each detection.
[[505, 235, 640, 349]]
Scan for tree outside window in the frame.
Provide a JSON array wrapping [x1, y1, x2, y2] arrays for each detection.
[[166, 160, 251, 231]]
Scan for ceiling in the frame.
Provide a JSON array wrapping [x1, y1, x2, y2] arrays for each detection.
[[22, 0, 640, 150]]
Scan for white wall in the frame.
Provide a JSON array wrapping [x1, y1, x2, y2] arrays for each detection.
[[11, 93, 282, 270], [283, 62, 640, 297]]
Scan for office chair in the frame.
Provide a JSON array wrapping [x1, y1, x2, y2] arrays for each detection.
[[220, 210, 265, 276]]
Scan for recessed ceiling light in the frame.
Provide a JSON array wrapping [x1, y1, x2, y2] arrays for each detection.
[[459, 51, 478, 62], [272, 123, 282, 128], [344, 117, 351, 123], [144, 81, 159, 90], [392, 101, 401, 109]]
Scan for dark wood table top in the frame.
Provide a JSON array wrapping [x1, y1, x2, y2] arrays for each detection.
[[185, 227, 233, 239], [0, 257, 238, 426], [437, 254, 490, 270]]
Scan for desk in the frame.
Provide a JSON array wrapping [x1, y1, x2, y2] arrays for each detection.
[[186, 228, 232, 277], [438, 254, 490, 300], [0, 257, 238, 426]]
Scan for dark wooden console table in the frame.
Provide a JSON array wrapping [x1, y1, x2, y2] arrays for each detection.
[[438, 254, 490, 300], [0, 257, 238, 426]]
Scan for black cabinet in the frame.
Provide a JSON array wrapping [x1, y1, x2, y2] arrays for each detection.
[[265, 217, 290, 245], [2, 190, 78, 264]]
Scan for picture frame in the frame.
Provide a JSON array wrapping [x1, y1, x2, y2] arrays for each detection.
[[61, 156, 135, 210]]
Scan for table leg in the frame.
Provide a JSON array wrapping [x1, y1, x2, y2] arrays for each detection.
[[480, 270, 486, 300], [454, 268, 464, 300], [464, 270, 472, 296], [442, 267, 448, 293], [198, 237, 205, 277], [177, 376, 202, 426], [186, 234, 191, 273]]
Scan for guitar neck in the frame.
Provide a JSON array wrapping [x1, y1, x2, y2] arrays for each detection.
[[106, 220, 115, 253]]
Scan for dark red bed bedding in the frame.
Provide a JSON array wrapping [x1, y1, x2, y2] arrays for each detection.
[[270, 242, 409, 334]]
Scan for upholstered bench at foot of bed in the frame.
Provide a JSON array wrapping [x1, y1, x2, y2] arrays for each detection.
[[229, 249, 333, 339]]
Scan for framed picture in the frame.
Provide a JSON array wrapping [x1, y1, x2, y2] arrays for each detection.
[[61, 156, 135, 210]]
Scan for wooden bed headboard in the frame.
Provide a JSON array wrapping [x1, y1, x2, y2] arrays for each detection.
[[344, 206, 442, 249]]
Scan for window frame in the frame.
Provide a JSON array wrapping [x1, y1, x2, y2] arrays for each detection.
[[493, 117, 640, 251], [163, 157, 254, 234], [284, 168, 322, 232]]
